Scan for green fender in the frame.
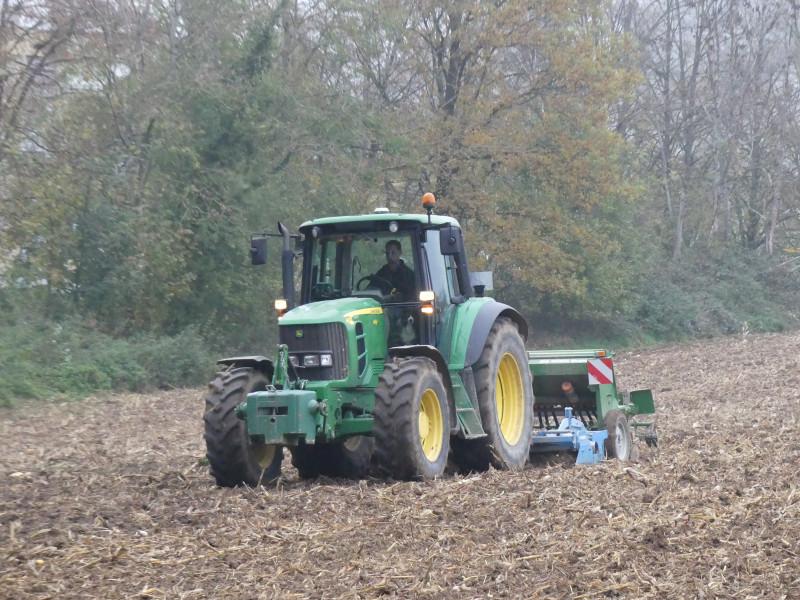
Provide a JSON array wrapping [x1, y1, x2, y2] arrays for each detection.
[[436, 299, 529, 438], [216, 356, 275, 379], [447, 299, 529, 370]]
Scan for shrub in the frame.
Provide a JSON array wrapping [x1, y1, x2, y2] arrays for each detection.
[[0, 319, 216, 406]]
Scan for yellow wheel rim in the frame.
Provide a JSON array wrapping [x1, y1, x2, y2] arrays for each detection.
[[250, 443, 278, 470], [496, 353, 524, 445], [419, 388, 444, 462]]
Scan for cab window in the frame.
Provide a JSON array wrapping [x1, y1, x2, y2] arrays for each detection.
[[445, 255, 461, 298], [307, 232, 417, 302]]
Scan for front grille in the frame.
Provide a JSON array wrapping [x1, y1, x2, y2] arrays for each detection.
[[279, 323, 348, 381]]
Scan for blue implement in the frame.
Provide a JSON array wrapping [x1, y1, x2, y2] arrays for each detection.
[[530, 407, 608, 465]]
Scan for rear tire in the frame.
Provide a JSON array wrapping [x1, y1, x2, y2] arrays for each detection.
[[290, 436, 373, 479], [604, 410, 632, 461], [453, 319, 534, 472], [204, 367, 283, 487], [330, 436, 374, 478], [373, 357, 450, 480]]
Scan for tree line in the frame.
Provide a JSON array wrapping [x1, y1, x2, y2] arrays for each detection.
[[1, 0, 798, 370]]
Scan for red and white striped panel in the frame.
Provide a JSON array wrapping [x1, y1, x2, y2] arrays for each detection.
[[587, 358, 614, 385]]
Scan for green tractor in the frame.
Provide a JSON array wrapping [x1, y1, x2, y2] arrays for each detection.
[[203, 194, 655, 484]]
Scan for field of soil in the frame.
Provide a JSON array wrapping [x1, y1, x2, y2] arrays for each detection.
[[2, 331, 799, 599]]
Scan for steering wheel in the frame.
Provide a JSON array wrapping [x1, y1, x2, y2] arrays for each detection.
[[311, 282, 337, 300], [356, 274, 393, 293]]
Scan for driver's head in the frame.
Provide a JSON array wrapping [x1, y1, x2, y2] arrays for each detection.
[[385, 240, 402, 269]]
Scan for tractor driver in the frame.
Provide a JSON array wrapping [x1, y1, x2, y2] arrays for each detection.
[[375, 239, 417, 345], [374, 239, 415, 302]]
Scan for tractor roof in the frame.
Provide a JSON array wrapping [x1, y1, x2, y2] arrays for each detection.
[[300, 211, 459, 229]]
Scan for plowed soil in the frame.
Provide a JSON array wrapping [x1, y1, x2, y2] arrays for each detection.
[[2, 332, 799, 599]]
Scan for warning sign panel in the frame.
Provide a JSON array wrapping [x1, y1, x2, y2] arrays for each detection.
[[587, 358, 614, 385]]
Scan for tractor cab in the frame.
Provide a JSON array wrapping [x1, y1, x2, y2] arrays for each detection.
[[296, 210, 470, 348]]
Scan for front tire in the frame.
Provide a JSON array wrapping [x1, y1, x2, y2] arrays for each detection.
[[204, 367, 283, 487], [454, 318, 534, 472], [373, 357, 450, 480]]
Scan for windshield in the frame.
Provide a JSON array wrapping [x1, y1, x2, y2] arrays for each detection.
[[305, 231, 418, 303]]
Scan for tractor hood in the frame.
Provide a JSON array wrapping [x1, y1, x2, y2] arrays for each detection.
[[278, 297, 382, 326]]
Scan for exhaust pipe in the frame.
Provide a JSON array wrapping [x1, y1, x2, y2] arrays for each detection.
[[277, 222, 295, 309]]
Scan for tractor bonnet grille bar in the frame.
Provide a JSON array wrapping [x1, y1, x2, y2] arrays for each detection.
[[279, 323, 348, 381]]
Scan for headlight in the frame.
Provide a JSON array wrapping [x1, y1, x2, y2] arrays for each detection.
[[289, 355, 299, 367], [320, 353, 333, 367], [303, 354, 320, 367]]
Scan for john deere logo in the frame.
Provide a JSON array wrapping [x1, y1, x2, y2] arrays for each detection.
[[295, 329, 304, 339]]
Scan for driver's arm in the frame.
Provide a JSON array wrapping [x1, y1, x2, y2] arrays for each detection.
[[396, 266, 416, 301], [373, 265, 393, 295]]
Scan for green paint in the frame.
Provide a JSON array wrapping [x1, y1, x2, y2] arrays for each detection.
[[271, 344, 290, 388], [450, 375, 485, 438], [596, 384, 620, 419], [630, 389, 655, 414], [445, 297, 493, 369], [279, 297, 382, 326], [529, 350, 656, 431], [300, 213, 458, 229], [244, 388, 320, 444], [336, 415, 373, 436], [528, 349, 613, 360]]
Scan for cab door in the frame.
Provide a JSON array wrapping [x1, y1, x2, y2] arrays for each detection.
[[421, 229, 463, 358]]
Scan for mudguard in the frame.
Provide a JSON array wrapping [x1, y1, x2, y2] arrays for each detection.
[[216, 355, 275, 379], [464, 302, 528, 367]]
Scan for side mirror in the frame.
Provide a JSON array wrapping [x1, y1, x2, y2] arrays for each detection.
[[469, 271, 493, 297], [439, 225, 461, 255], [250, 236, 267, 265]]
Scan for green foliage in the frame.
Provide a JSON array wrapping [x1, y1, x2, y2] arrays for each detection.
[[0, 314, 216, 407], [135, 328, 219, 390], [525, 232, 800, 348], [627, 247, 800, 340], [1, 0, 799, 406]]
